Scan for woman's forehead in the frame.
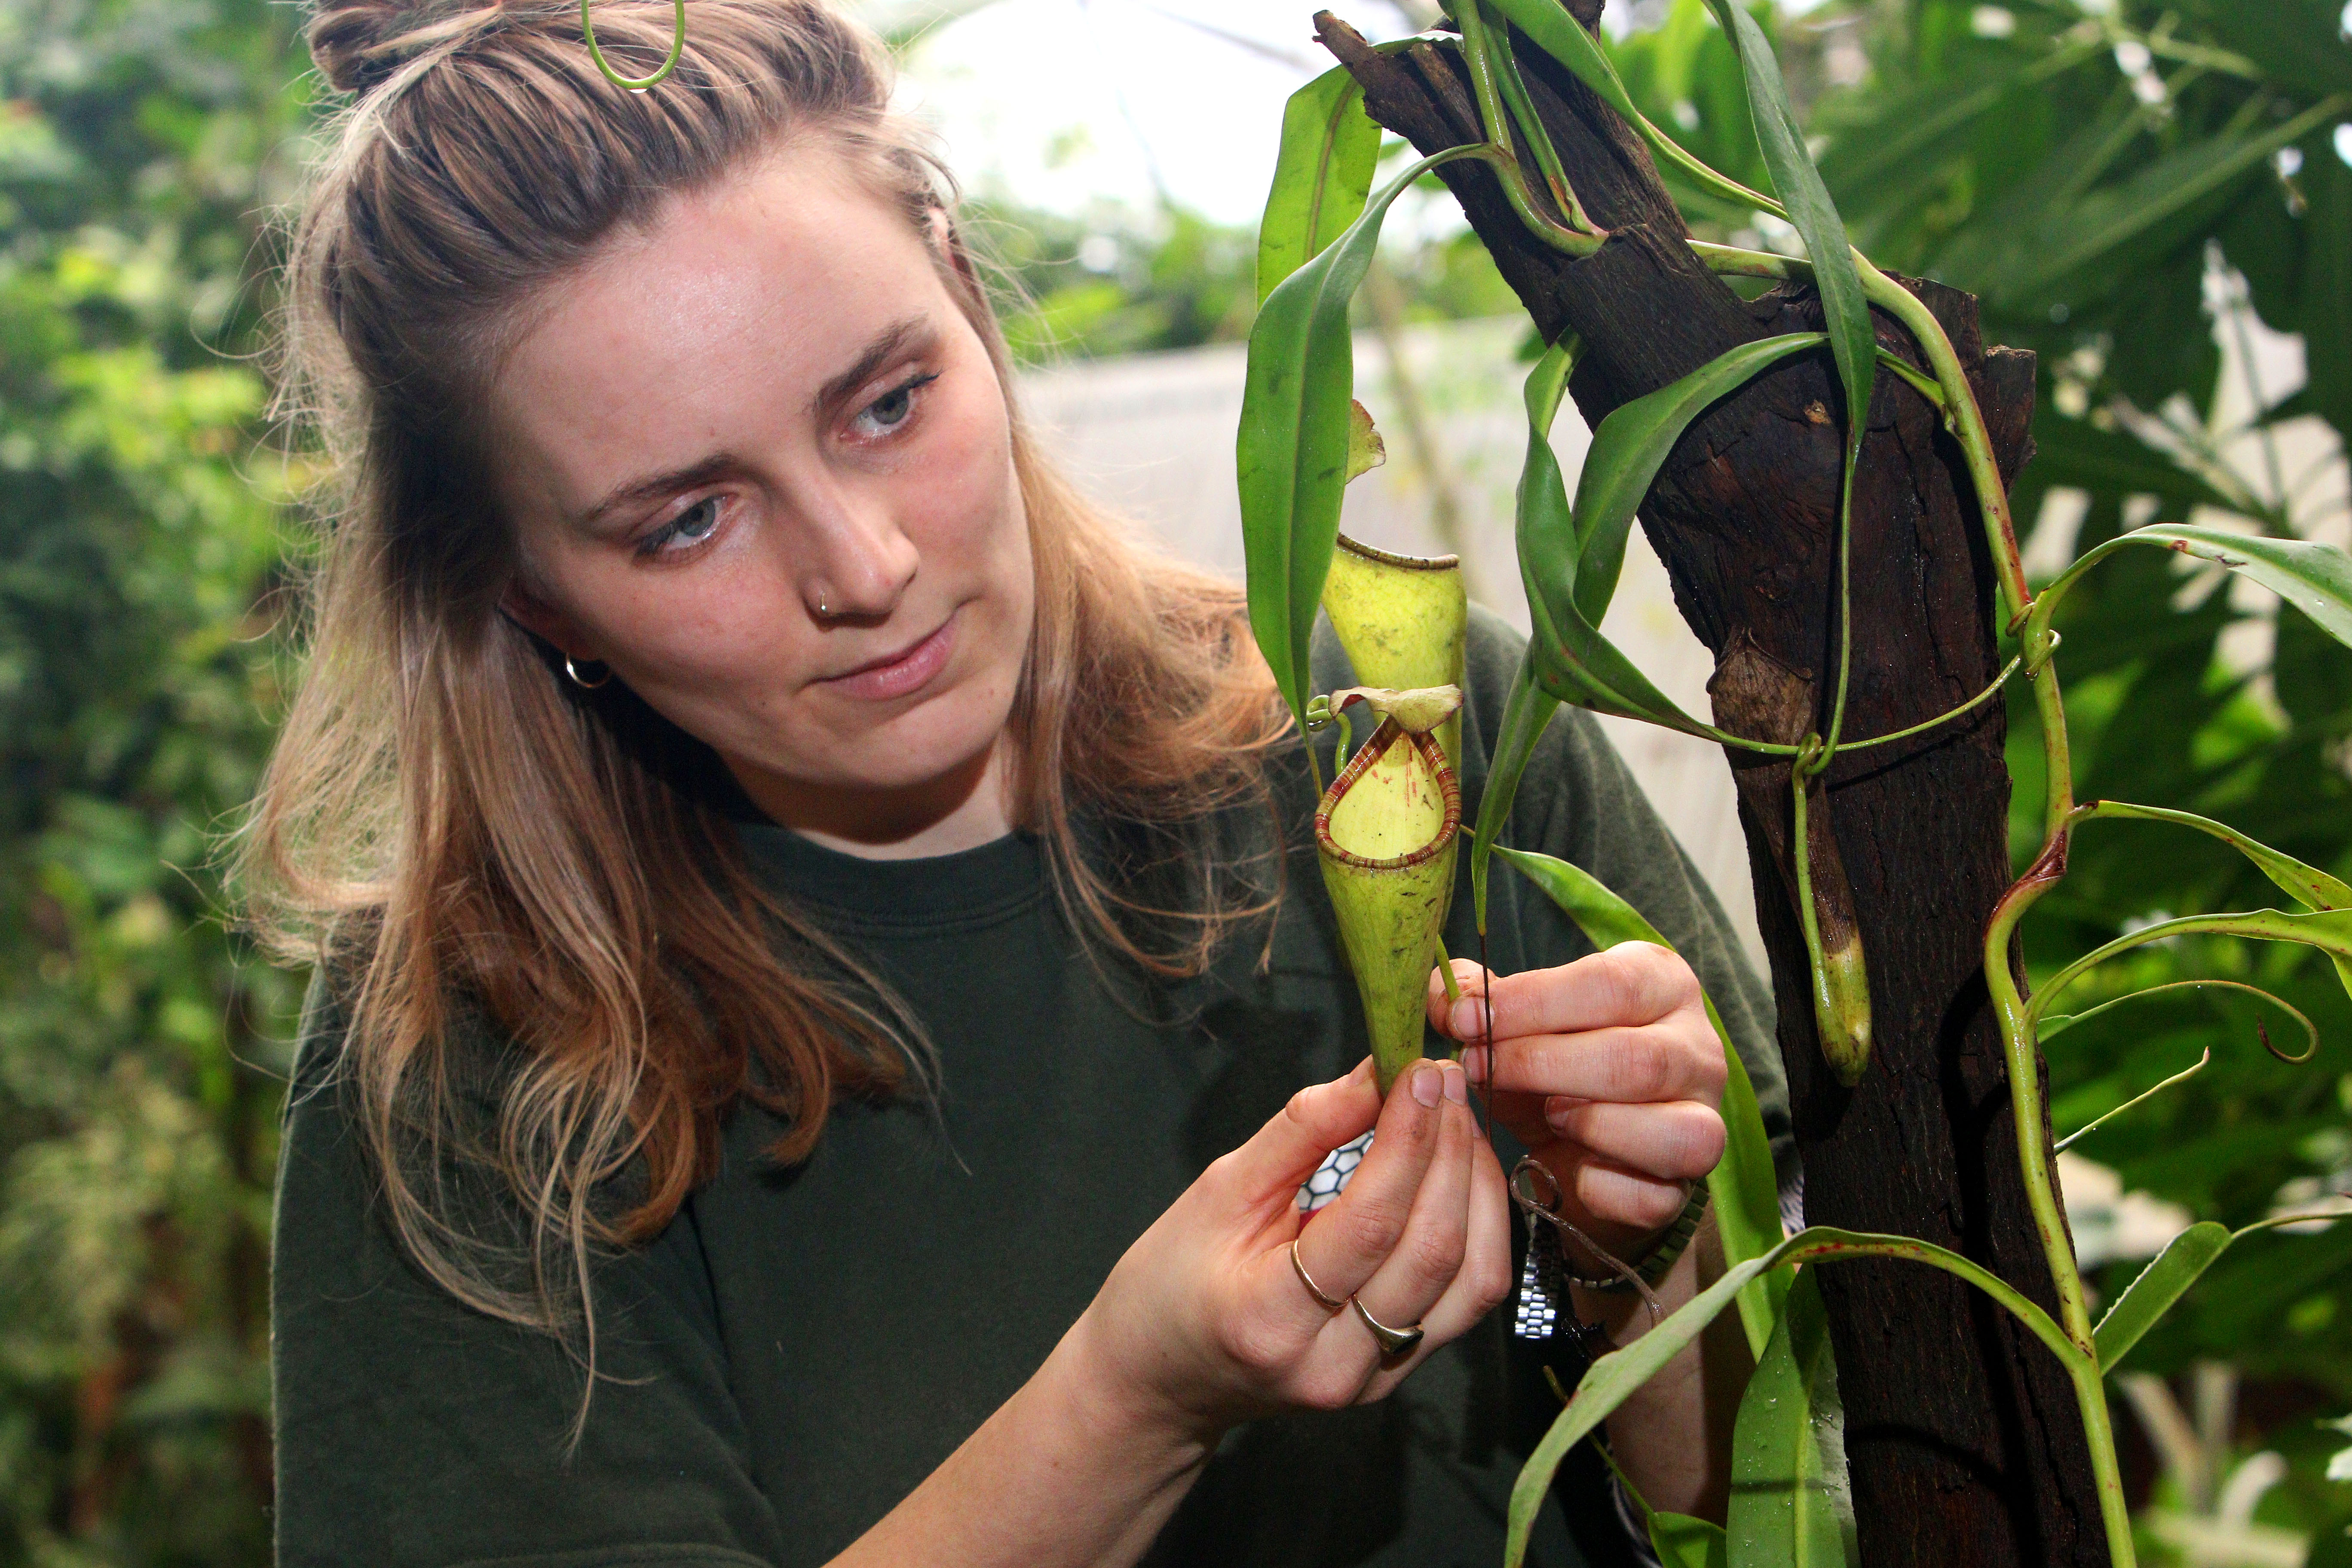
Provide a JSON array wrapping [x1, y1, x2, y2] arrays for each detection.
[[552, 148, 938, 365], [489, 152, 953, 495]]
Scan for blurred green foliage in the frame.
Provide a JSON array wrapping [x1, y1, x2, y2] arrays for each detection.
[[974, 180, 1520, 364], [974, 197, 1261, 360], [2, 0, 2346, 1558], [0, 0, 307, 1556]]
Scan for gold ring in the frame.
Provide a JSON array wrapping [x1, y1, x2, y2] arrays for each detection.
[[1290, 1237, 1345, 1312], [1350, 1295, 1425, 1359]]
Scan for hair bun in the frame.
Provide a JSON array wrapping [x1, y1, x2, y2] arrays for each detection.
[[308, 0, 484, 97]]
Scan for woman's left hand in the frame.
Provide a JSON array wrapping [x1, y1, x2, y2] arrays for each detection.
[[1427, 943, 1727, 1262]]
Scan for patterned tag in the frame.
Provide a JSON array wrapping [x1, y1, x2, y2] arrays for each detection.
[[1297, 1131, 1372, 1213]]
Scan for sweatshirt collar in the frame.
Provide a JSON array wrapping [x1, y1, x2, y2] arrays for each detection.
[[733, 818, 1047, 929]]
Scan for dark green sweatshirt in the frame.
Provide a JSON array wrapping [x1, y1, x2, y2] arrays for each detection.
[[270, 610, 1787, 1568]]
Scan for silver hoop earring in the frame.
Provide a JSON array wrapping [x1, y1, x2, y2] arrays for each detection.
[[564, 656, 612, 690]]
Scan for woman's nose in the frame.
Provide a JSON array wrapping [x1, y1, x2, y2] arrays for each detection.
[[791, 478, 918, 624]]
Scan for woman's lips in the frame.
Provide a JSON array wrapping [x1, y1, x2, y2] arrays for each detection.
[[821, 610, 957, 701]]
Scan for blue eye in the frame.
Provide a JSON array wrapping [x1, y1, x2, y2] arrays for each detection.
[[854, 372, 938, 438], [639, 495, 723, 557]]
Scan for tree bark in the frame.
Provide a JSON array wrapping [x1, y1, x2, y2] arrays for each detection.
[[1315, 12, 2109, 1566]]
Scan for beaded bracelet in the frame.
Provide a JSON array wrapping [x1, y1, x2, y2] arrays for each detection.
[[1566, 1182, 1710, 1294]]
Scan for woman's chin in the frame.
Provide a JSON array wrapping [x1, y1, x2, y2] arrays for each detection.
[[733, 715, 1004, 806]]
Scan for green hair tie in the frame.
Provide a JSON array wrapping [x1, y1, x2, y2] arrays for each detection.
[[582, 0, 685, 90]]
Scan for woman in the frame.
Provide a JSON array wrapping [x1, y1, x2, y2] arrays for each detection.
[[245, 2, 1791, 1564]]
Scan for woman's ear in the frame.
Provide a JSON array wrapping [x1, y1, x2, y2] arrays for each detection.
[[499, 577, 594, 666]]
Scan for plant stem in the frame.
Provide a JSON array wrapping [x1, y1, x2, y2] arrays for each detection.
[[1981, 614, 2137, 1561], [2032, 648, 2076, 832], [1788, 739, 1838, 1026], [1859, 258, 2032, 627], [2068, 1353, 2141, 1565], [1820, 458, 1859, 760], [1452, 0, 1518, 163], [1982, 865, 2108, 1407], [1443, 61, 1605, 257], [1433, 934, 1464, 1004], [1475, 4, 1598, 235], [1689, 242, 2034, 625], [1594, 664, 2024, 758], [1837, 655, 2020, 752]]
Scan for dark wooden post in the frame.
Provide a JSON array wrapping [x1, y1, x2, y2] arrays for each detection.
[[1315, 11, 2108, 1565]]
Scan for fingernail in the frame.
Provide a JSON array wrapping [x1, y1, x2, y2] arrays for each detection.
[[1410, 1063, 1442, 1108], [1460, 1045, 1489, 1082], [1442, 1062, 1468, 1105], [1449, 998, 1480, 1038]]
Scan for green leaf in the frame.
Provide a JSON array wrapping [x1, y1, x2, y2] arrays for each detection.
[[1255, 66, 1381, 306], [1703, 0, 1874, 506], [2036, 904, 2352, 1050], [1238, 145, 1484, 726], [1505, 1225, 2078, 1568], [2072, 799, 2352, 1027], [1493, 845, 1788, 1358], [1516, 347, 1711, 731], [2077, 800, 2352, 913], [1508, 1251, 1775, 1568], [2031, 525, 2352, 683], [1568, 332, 1829, 626], [1470, 645, 1561, 935], [1652, 1513, 1730, 1568], [1726, 1271, 1859, 1568], [1710, 1010, 1788, 1359], [1485, 0, 1772, 215], [1495, 845, 1667, 952], [1516, 333, 1823, 738], [2095, 1222, 2233, 1372]]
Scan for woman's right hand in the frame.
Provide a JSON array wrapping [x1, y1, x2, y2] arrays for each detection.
[[1072, 1054, 1512, 1446]]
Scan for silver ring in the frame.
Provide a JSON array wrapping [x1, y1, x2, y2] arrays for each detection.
[[1291, 1237, 1345, 1313], [1350, 1295, 1425, 1359], [563, 656, 611, 690]]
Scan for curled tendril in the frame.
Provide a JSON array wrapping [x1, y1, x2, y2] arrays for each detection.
[[2034, 977, 2319, 1065], [582, 0, 685, 90]]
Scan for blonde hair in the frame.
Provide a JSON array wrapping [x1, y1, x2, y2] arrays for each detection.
[[243, 0, 1287, 1352]]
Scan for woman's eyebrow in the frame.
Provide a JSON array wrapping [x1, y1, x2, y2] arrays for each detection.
[[573, 318, 937, 530], [577, 453, 735, 533], [814, 315, 934, 414]]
